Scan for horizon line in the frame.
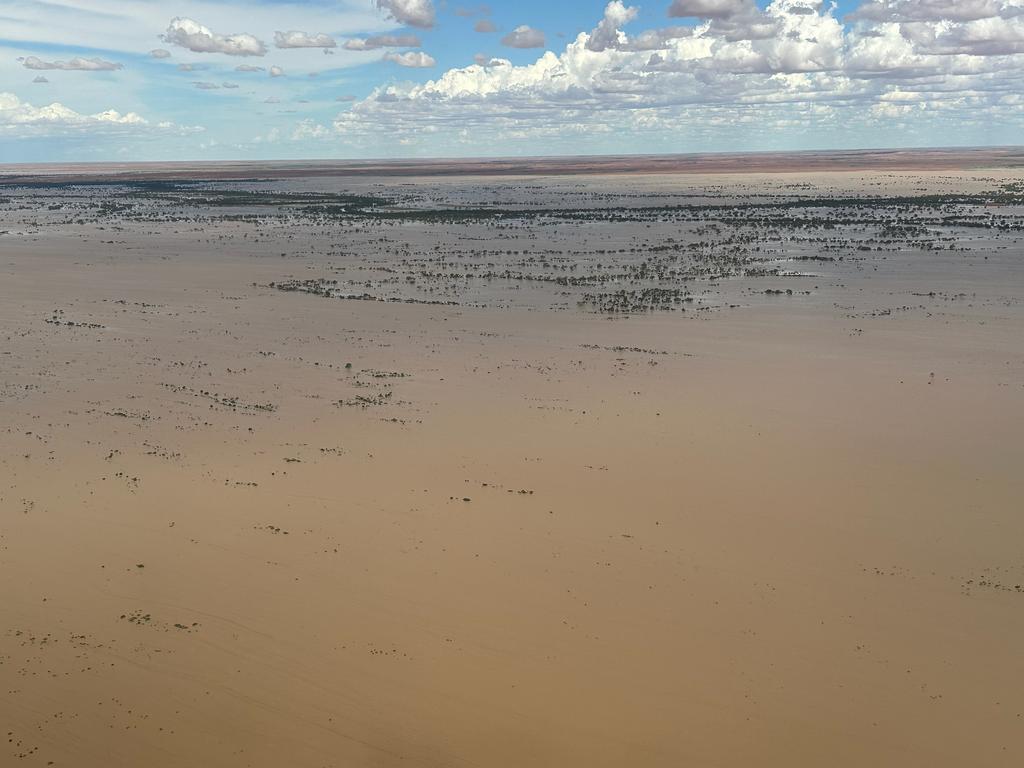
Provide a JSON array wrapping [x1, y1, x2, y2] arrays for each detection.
[[3, 145, 1024, 181]]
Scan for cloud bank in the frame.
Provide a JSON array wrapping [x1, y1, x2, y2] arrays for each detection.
[[330, 0, 1024, 150], [0, 92, 192, 137]]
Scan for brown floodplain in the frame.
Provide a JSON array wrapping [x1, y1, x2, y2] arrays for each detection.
[[1, 165, 1023, 767]]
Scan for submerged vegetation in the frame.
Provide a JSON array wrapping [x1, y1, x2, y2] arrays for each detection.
[[4, 174, 1023, 316]]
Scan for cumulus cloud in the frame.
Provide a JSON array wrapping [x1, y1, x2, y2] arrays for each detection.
[[32, 75, 49, 83], [235, 64, 265, 72], [269, 65, 284, 77], [376, 0, 435, 29], [274, 30, 336, 48], [383, 51, 436, 67], [150, 48, 172, 59], [344, 34, 421, 50], [624, 26, 693, 50], [21, 55, 122, 71], [587, 2, 639, 52], [162, 17, 266, 56], [474, 19, 497, 33], [902, 14, 1024, 55], [501, 25, 545, 48], [845, 0, 1024, 57], [0, 91, 192, 137], [292, 119, 331, 140]]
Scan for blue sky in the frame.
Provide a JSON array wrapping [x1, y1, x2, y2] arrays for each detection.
[[2, 0, 1023, 162]]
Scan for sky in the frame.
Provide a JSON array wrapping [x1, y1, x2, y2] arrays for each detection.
[[2, 0, 1024, 162]]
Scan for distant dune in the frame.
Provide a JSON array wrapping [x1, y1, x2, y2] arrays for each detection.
[[2, 146, 1024, 184]]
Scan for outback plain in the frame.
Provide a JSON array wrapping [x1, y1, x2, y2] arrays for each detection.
[[2, 151, 1024, 767]]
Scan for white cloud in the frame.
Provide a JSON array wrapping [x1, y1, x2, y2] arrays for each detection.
[[21, 55, 122, 71], [150, 49, 172, 59], [292, 119, 331, 140], [274, 30, 336, 49], [898, 15, 1024, 55], [474, 20, 497, 33], [383, 51, 436, 67], [587, 2, 639, 52], [32, 76, 49, 84], [269, 65, 285, 77], [501, 25, 546, 49], [0, 91, 192, 137], [376, 0, 435, 29], [235, 64, 265, 72], [162, 17, 267, 56], [344, 34, 422, 50]]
